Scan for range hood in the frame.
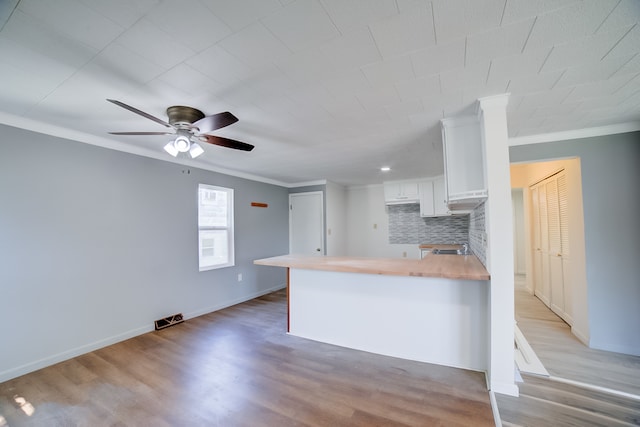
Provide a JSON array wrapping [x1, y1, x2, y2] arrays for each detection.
[[447, 189, 487, 212], [385, 198, 419, 205]]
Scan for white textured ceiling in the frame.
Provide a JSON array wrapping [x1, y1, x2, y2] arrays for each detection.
[[1, 0, 639, 186]]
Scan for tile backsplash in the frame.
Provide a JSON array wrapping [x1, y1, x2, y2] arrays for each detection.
[[469, 202, 486, 265], [388, 204, 469, 244]]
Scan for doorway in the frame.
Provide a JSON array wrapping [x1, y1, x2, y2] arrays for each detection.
[[509, 159, 615, 383], [510, 158, 588, 337], [289, 191, 324, 256]]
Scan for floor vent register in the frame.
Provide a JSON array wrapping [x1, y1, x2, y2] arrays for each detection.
[[154, 313, 184, 330]]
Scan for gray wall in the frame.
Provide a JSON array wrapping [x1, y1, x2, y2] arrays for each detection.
[[510, 131, 640, 356], [0, 124, 289, 381]]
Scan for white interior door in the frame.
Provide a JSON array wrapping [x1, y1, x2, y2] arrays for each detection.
[[558, 173, 573, 323], [530, 170, 572, 325], [546, 179, 565, 317], [531, 186, 544, 299], [538, 183, 551, 306], [290, 192, 324, 256]]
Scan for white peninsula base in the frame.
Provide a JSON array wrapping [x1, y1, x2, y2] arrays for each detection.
[[289, 268, 489, 372]]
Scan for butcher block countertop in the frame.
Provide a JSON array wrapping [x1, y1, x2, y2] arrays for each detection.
[[419, 244, 463, 250], [254, 254, 490, 281]]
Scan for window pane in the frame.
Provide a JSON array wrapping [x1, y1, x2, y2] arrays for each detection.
[[199, 187, 228, 227], [199, 230, 229, 268], [198, 184, 234, 271]]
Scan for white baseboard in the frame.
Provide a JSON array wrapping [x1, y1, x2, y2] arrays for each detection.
[[571, 326, 589, 347], [185, 283, 286, 320], [0, 324, 153, 383], [549, 375, 640, 401], [572, 328, 640, 357], [588, 340, 640, 358], [0, 284, 286, 383], [491, 381, 520, 397], [514, 325, 549, 377], [489, 390, 503, 427]]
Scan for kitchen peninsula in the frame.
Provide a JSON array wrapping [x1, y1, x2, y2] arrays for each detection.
[[254, 254, 490, 373]]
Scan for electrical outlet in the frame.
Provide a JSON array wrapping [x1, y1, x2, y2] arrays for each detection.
[[373, 223, 377, 229], [237, 273, 242, 282], [402, 251, 407, 257]]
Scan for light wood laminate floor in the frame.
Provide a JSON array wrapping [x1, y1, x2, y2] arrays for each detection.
[[0, 289, 494, 426], [496, 283, 640, 426], [514, 284, 640, 396]]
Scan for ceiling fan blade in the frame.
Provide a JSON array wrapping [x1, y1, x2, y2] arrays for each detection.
[[109, 131, 174, 135], [193, 111, 239, 133], [199, 134, 254, 151], [107, 99, 172, 128]]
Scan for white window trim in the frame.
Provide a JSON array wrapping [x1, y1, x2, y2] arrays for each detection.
[[198, 184, 235, 271]]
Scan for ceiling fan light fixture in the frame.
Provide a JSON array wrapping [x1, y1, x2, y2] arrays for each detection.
[[107, 100, 254, 155], [164, 141, 179, 157], [174, 135, 191, 153], [189, 142, 204, 158]]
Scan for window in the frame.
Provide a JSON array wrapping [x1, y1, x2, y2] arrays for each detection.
[[198, 184, 234, 271]]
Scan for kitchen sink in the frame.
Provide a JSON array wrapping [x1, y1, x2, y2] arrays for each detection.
[[431, 248, 470, 255]]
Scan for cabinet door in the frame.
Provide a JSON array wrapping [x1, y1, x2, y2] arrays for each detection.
[[384, 182, 402, 200], [419, 181, 435, 217], [442, 118, 485, 199], [433, 176, 448, 216], [401, 182, 419, 199], [384, 181, 419, 202]]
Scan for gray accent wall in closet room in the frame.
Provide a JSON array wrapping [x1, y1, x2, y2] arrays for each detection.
[[387, 204, 469, 244], [510, 130, 640, 357]]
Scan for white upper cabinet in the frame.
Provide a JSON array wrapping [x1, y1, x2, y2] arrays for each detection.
[[433, 176, 449, 216], [419, 181, 435, 216], [440, 116, 487, 210], [384, 180, 419, 204], [420, 176, 449, 217]]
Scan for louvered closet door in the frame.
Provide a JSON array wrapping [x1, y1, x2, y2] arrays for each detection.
[[529, 171, 572, 324], [538, 183, 551, 306], [558, 173, 572, 323], [546, 178, 565, 318], [531, 186, 545, 304]]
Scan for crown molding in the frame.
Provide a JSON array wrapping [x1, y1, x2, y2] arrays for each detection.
[[477, 93, 510, 113], [0, 112, 293, 187], [286, 180, 327, 188], [509, 121, 640, 146]]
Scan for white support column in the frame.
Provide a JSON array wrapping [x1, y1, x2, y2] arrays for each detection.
[[477, 94, 519, 396]]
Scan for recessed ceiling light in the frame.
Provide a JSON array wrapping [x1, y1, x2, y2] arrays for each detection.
[[381, 166, 391, 172]]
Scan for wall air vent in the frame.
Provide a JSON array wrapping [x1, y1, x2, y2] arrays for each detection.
[[154, 313, 184, 330]]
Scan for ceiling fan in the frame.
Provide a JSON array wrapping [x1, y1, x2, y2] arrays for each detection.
[[107, 99, 254, 159]]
